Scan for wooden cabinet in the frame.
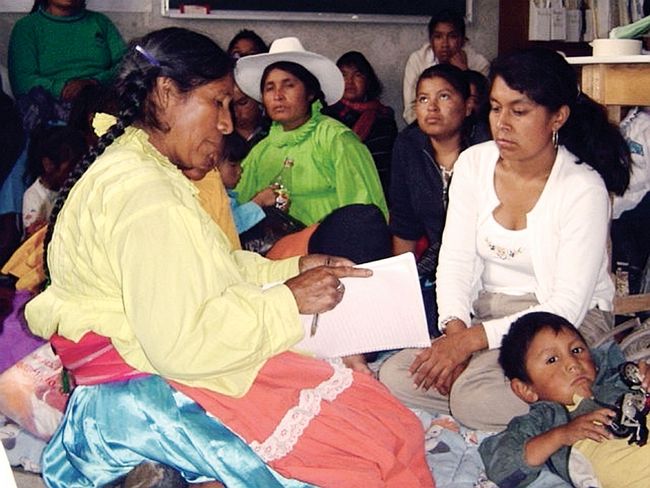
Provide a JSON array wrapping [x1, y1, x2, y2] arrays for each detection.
[[498, 0, 591, 56]]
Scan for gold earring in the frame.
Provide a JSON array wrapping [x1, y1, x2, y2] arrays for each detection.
[[552, 130, 559, 149]]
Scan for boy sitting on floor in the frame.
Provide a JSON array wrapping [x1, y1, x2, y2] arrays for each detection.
[[479, 312, 650, 488]]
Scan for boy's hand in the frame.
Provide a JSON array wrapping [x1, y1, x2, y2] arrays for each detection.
[[524, 408, 615, 467], [251, 187, 277, 207], [448, 49, 468, 71], [557, 409, 615, 445]]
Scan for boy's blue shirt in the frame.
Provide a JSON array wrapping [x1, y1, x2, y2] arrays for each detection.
[[226, 188, 266, 234], [479, 342, 630, 487]]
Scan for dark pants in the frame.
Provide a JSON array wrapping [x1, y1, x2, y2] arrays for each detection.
[[611, 192, 650, 294]]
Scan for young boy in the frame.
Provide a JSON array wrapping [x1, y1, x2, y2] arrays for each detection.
[[22, 125, 86, 236], [479, 312, 650, 488], [216, 133, 276, 234]]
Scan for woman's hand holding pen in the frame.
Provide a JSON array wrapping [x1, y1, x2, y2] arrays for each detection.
[[286, 255, 372, 315]]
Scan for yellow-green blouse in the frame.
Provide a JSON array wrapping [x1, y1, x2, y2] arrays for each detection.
[[26, 115, 304, 397]]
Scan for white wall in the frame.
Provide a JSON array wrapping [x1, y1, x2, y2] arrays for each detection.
[[0, 0, 498, 127]]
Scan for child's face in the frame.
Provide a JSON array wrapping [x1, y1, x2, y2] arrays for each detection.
[[523, 327, 597, 405], [217, 159, 242, 189], [43, 157, 74, 191]]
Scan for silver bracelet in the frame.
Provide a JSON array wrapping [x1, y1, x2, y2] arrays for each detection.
[[439, 315, 461, 333]]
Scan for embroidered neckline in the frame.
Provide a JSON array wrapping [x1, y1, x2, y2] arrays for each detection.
[[267, 100, 324, 149], [484, 237, 523, 260]]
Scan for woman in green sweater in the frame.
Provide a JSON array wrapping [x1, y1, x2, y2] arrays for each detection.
[[8, 0, 125, 126]]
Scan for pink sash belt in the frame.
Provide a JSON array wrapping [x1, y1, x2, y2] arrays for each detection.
[[51, 332, 148, 386]]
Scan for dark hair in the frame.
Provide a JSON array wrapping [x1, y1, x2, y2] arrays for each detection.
[[427, 9, 466, 40], [25, 125, 86, 184], [227, 29, 268, 57], [336, 51, 383, 101], [499, 312, 586, 383], [31, 0, 86, 13], [222, 132, 251, 163], [67, 84, 119, 145], [489, 48, 631, 195], [261, 61, 326, 107], [43, 27, 233, 280], [465, 70, 489, 106], [417, 63, 470, 100], [416, 64, 472, 145]]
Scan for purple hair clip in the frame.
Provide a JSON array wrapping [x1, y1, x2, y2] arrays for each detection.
[[135, 45, 161, 67]]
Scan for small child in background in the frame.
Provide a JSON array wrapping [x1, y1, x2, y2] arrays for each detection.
[[217, 132, 277, 234], [22, 125, 86, 236], [479, 312, 650, 488]]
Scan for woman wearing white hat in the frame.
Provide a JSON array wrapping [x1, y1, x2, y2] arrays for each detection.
[[234, 37, 388, 227]]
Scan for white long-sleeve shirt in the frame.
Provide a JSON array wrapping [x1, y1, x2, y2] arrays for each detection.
[[612, 107, 650, 218], [402, 42, 490, 124], [436, 142, 614, 349]]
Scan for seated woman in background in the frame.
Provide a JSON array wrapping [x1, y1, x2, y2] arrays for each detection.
[[380, 47, 631, 432], [25, 28, 433, 487], [22, 124, 86, 237], [389, 64, 474, 334], [8, 0, 125, 129], [234, 37, 388, 227], [227, 30, 271, 147], [323, 51, 397, 200]]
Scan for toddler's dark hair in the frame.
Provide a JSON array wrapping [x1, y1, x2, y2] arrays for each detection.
[[222, 132, 250, 163], [499, 312, 585, 383], [25, 125, 87, 184]]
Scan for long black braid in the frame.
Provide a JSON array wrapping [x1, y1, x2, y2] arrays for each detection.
[[43, 27, 233, 283], [42, 82, 145, 282]]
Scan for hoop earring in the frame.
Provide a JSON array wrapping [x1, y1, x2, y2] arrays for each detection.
[[552, 130, 559, 149]]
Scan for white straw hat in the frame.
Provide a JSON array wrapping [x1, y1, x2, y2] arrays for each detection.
[[234, 37, 344, 105]]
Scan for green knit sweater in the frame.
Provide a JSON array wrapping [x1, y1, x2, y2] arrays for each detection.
[[8, 8, 126, 98]]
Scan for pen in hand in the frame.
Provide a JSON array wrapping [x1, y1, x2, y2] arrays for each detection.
[[308, 279, 345, 337], [310, 313, 319, 337]]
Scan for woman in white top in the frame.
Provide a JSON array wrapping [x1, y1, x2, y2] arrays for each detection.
[[380, 47, 631, 431]]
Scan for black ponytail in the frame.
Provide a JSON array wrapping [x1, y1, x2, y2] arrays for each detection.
[[489, 48, 631, 195], [560, 93, 630, 195]]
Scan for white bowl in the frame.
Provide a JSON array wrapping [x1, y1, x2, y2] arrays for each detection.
[[590, 39, 642, 56]]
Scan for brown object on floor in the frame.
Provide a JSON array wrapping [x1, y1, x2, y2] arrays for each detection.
[[104, 462, 226, 488]]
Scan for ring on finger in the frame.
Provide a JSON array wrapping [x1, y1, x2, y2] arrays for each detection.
[[336, 282, 345, 293]]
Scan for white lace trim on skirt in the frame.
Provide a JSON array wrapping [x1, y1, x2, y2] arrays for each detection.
[[250, 358, 353, 462]]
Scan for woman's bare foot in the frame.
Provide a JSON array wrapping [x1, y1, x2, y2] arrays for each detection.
[[342, 354, 374, 376]]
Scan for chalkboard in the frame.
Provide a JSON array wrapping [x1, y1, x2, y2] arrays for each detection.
[[166, 1, 467, 20]]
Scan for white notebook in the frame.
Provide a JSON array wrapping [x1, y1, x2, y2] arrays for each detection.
[[293, 252, 431, 358]]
